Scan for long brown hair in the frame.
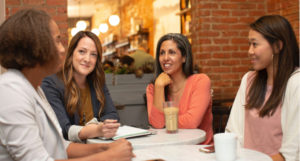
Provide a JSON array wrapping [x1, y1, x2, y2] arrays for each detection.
[[246, 15, 299, 117], [62, 31, 105, 117]]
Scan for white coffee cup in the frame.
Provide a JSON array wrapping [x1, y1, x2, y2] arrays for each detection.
[[214, 133, 237, 161]]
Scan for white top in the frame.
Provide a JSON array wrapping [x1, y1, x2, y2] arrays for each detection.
[[0, 69, 70, 161], [226, 69, 300, 161], [87, 128, 206, 149], [132, 145, 272, 161]]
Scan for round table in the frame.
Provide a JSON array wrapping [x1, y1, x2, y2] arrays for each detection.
[[132, 145, 272, 161], [87, 128, 206, 149]]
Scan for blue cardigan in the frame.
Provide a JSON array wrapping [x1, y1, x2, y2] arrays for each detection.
[[41, 74, 119, 140]]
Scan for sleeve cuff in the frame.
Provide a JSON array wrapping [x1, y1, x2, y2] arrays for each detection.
[[68, 125, 84, 142], [86, 117, 99, 125], [63, 140, 71, 150]]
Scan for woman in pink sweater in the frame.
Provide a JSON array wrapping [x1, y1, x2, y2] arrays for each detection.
[[146, 33, 213, 145]]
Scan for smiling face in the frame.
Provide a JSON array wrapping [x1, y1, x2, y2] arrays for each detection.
[[159, 40, 186, 76], [72, 36, 98, 78], [248, 29, 274, 72]]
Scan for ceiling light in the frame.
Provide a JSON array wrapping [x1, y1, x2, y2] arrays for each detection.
[[76, 20, 87, 31], [71, 27, 79, 36], [91, 28, 100, 36], [109, 15, 120, 26], [99, 23, 108, 33]]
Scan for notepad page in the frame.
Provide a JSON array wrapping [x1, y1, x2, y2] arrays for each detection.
[[113, 125, 151, 140]]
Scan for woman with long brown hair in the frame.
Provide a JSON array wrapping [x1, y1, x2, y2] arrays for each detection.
[[226, 15, 300, 161], [42, 31, 120, 142]]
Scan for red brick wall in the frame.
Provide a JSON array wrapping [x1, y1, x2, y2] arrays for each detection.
[[191, 0, 299, 99], [191, 0, 267, 98], [267, 0, 299, 43], [5, 0, 68, 48]]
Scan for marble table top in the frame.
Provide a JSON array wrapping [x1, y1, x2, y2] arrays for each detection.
[[132, 145, 272, 161], [87, 128, 206, 150]]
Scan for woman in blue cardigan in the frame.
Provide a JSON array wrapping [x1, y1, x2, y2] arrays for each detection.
[[42, 31, 120, 142]]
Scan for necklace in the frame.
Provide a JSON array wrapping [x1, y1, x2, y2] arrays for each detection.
[[170, 81, 186, 94], [170, 87, 182, 93]]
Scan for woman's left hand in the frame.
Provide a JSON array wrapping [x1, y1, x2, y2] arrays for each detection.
[[99, 119, 120, 139]]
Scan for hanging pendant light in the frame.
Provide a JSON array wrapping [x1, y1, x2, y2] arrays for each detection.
[[99, 23, 108, 33], [109, 15, 120, 26], [91, 28, 100, 36], [71, 27, 79, 36], [76, 20, 87, 31], [75, 1, 87, 31]]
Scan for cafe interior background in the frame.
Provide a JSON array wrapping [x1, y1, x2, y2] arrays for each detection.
[[0, 0, 299, 104]]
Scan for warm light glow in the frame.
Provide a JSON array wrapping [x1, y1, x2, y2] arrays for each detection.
[[99, 23, 108, 33], [76, 20, 87, 31], [71, 27, 79, 36], [91, 28, 100, 36], [109, 15, 120, 26]]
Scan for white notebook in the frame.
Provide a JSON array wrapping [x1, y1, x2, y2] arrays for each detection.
[[112, 125, 152, 140]]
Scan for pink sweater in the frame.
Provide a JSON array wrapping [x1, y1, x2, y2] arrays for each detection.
[[146, 74, 213, 145], [244, 71, 282, 155]]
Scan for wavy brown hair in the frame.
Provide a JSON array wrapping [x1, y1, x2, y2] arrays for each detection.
[[246, 15, 299, 117], [62, 31, 105, 117]]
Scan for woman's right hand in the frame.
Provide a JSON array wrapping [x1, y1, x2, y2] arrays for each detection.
[[79, 120, 120, 140], [107, 139, 135, 161], [99, 119, 120, 139], [153, 72, 172, 112], [155, 72, 172, 87]]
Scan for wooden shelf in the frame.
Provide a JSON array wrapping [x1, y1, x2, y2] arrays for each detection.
[[103, 50, 116, 56], [127, 28, 149, 38], [176, 8, 191, 15], [115, 41, 129, 48], [102, 40, 116, 47], [127, 48, 137, 52]]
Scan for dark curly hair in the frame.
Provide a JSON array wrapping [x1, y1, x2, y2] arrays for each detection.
[[0, 9, 56, 70]]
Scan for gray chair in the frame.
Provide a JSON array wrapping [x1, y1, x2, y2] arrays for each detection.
[[105, 73, 153, 129]]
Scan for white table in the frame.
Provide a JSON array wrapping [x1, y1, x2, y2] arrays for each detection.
[[87, 128, 206, 149], [132, 145, 272, 161]]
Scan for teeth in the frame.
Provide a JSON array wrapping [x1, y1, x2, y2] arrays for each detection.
[[164, 64, 171, 67]]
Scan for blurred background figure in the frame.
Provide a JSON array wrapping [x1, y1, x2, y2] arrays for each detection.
[[129, 42, 154, 72]]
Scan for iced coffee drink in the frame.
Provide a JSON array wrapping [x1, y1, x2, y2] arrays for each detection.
[[163, 102, 179, 133]]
